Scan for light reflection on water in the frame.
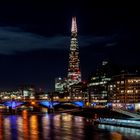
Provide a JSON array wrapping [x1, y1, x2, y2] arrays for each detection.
[[4, 116, 11, 140], [0, 111, 140, 140], [0, 114, 3, 140], [30, 115, 39, 140]]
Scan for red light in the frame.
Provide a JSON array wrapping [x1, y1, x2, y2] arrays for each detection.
[[83, 81, 87, 84], [71, 75, 77, 80]]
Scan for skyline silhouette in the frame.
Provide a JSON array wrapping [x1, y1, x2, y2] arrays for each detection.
[[0, 2, 139, 91]]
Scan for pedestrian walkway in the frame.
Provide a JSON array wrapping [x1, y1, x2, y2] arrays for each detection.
[[113, 108, 140, 118], [97, 118, 140, 128]]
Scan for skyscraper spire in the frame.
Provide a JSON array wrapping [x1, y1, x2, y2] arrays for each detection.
[[71, 17, 77, 33], [67, 17, 81, 86]]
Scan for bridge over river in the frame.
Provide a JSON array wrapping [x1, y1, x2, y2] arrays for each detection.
[[0, 99, 84, 113]]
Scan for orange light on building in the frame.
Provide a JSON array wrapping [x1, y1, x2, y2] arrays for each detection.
[[31, 101, 35, 105]]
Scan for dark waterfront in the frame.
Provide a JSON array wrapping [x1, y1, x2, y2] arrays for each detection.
[[0, 111, 140, 140]]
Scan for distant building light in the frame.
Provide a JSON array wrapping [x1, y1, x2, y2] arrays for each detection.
[[17, 96, 22, 99], [78, 97, 82, 99], [56, 96, 59, 99], [102, 61, 108, 66], [67, 96, 70, 99], [91, 77, 96, 80], [117, 81, 120, 84], [3, 96, 9, 99], [30, 96, 35, 99], [31, 101, 35, 105]]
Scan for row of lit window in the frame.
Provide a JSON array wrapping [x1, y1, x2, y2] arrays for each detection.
[[128, 79, 140, 83], [117, 81, 124, 84], [109, 85, 116, 88], [115, 79, 140, 84], [89, 81, 107, 86]]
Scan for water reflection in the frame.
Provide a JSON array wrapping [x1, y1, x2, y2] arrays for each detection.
[[0, 112, 140, 140], [30, 115, 39, 140], [4, 116, 11, 140], [0, 114, 3, 140], [22, 110, 29, 139]]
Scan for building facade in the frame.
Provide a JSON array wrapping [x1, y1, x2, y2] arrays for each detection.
[[108, 74, 140, 110], [69, 82, 87, 101], [88, 61, 111, 106]]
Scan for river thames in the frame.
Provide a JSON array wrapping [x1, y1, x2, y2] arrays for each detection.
[[0, 111, 140, 140]]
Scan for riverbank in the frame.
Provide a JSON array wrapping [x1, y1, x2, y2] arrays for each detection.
[[69, 107, 140, 129], [70, 107, 132, 119]]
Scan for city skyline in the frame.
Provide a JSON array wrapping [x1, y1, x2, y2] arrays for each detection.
[[0, 2, 139, 91]]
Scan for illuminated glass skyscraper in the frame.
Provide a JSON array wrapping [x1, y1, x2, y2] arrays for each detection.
[[67, 17, 81, 86]]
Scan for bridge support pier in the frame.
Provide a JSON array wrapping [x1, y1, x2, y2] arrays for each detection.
[[48, 108, 54, 113], [9, 107, 16, 114]]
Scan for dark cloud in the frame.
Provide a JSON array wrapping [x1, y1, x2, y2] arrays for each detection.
[[0, 26, 69, 54], [0, 26, 118, 54], [79, 34, 117, 47]]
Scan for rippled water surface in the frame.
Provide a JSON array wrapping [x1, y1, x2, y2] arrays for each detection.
[[0, 111, 140, 140]]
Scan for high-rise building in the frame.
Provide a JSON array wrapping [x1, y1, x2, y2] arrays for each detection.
[[55, 77, 67, 93], [20, 85, 35, 99], [88, 61, 111, 105], [67, 17, 81, 86]]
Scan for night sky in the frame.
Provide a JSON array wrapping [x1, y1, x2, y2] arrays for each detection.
[[0, 1, 139, 91]]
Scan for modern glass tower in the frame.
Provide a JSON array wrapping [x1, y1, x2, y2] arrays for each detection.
[[67, 17, 81, 86]]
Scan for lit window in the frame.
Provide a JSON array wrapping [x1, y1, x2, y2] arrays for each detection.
[[127, 90, 133, 93], [136, 90, 138, 93], [110, 85, 113, 88], [128, 80, 134, 83]]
